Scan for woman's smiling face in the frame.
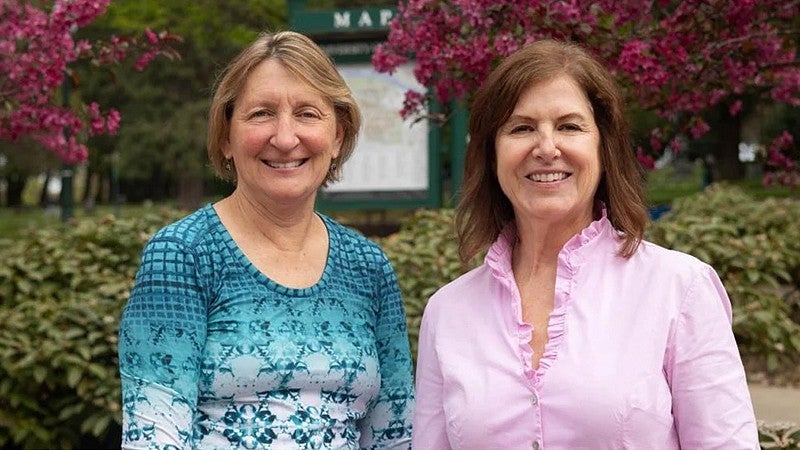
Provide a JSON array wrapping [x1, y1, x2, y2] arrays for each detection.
[[495, 73, 602, 230], [223, 59, 343, 206]]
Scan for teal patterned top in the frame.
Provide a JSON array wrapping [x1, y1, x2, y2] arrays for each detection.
[[118, 204, 414, 449]]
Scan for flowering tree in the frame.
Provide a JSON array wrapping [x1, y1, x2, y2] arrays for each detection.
[[373, 0, 800, 185], [0, 0, 180, 164]]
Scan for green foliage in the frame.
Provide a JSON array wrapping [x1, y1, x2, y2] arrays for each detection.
[[99, 0, 286, 49], [647, 184, 800, 372], [71, 0, 289, 203], [646, 159, 704, 205], [377, 209, 472, 360], [0, 210, 184, 449], [759, 422, 800, 449]]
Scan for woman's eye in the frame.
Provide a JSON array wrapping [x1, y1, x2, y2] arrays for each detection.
[[510, 125, 533, 134], [561, 123, 581, 131], [299, 110, 321, 119], [249, 110, 269, 119]]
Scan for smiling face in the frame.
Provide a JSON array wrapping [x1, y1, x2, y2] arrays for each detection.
[[222, 59, 343, 206], [495, 74, 602, 232]]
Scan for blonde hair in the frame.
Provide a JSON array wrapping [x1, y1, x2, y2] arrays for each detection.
[[207, 31, 361, 186]]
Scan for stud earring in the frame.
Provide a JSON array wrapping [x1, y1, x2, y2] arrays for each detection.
[[224, 158, 232, 172]]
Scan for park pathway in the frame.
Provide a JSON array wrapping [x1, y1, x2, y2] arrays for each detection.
[[749, 383, 800, 423]]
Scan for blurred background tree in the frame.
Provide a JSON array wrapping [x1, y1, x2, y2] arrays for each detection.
[[75, 0, 287, 210]]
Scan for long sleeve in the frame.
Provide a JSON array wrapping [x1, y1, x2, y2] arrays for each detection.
[[411, 299, 451, 450], [118, 236, 207, 449], [665, 265, 759, 450], [358, 252, 414, 450]]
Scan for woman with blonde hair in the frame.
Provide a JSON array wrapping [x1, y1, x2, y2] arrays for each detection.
[[119, 31, 414, 449]]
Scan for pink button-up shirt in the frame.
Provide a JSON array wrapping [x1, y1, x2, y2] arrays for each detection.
[[412, 217, 758, 450]]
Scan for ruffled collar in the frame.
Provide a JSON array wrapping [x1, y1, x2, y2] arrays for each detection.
[[484, 210, 614, 274], [483, 209, 617, 384]]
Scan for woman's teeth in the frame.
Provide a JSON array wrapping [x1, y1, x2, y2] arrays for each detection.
[[266, 159, 304, 169], [528, 172, 567, 182]]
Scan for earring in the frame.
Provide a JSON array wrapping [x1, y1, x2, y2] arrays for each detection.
[[224, 158, 232, 172]]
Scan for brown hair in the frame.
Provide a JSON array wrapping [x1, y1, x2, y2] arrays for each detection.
[[207, 31, 361, 186], [456, 39, 648, 263]]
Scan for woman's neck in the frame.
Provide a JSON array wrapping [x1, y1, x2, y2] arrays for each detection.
[[221, 189, 319, 252], [511, 213, 592, 276]]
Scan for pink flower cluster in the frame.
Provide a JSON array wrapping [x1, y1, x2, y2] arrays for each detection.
[[374, 0, 799, 183], [374, 0, 597, 118], [764, 131, 799, 188], [1, 1, 181, 164]]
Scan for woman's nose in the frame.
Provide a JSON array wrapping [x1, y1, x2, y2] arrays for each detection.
[[269, 115, 300, 149], [531, 131, 560, 161]]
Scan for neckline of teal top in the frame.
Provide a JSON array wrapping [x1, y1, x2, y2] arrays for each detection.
[[203, 203, 334, 298]]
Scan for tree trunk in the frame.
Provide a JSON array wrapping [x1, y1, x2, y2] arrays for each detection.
[[82, 169, 97, 212], [5, 173, 26, 208], [100, 169, 110, 204], [177, 174, 203, 211], [711, 107, 745, 181], [39, 171, 51, 207]]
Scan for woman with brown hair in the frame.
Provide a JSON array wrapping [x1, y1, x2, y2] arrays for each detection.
[[412, 39, 756, 449]]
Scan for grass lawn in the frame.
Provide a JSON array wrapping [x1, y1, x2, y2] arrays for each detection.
[[645, 160, 796, 205], [0, 206, 62, 239], [646, 164, 704, 206], [0, 201, 182, 240]]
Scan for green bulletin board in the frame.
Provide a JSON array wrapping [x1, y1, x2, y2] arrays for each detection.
[[288, 0, 443, 211]]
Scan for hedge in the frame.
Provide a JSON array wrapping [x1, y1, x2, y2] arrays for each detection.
[[0, 210, 185, 449]]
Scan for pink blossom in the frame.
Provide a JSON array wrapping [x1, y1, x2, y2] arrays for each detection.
[[728, 100, 743, 116], [669, 137, 685, 154], [374, 0, 798, 176], [709, 89, 728, 105], [134, 51, 156, 71], [145, 28, 158, 45], [372, 45, 408, 74], [690, 118, 710, 139], [1, 0, 181, 163], [636, 147, 656, 170], [106, 108, 121, 134], [401, 90, 425, 119], [763, 131, 798, 188]]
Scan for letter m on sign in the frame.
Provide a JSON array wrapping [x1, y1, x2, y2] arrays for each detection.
[[333, 12, 351, 28]]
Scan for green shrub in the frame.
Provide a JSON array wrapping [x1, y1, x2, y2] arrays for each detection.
[[377, 209, 472, 361], [0, 210, 184, 449], [647, 184, 800, 372], [759, 422, 800, 449]]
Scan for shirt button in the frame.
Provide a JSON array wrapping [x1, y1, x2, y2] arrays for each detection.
[[531, 393, 538, 405], [532, 441, 540, 450]]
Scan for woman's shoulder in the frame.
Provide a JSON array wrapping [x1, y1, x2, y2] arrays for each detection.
[[629, 239, 720, 287], [427, 264, 494, 309], [635, 239, 711, 270], [146, 204, 220, 251], [321, 213, 386, 259]]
